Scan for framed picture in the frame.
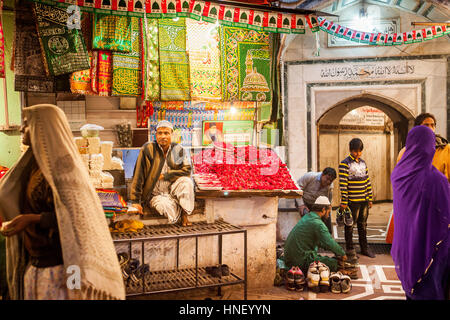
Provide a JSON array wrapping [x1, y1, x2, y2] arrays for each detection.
[[202, 120, 254, 146], [327, 18, 400, 47]]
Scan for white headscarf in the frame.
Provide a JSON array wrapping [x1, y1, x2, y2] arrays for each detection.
[[0, 104, 125, 300]]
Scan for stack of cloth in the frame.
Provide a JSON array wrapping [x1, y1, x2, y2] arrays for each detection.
[[96, 189, 128, 219]]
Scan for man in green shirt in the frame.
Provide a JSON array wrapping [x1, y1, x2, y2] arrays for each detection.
[[284, 196, 347, 273]]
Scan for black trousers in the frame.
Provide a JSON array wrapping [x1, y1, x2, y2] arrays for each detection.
[[344, 201, 369, 250]]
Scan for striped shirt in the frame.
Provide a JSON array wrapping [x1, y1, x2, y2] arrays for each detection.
[[339, 154, 373, 205], [152, 145, 172, 196]]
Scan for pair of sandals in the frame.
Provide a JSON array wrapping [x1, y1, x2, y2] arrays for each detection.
[[118, 252, 150, 284], [205, 264, 230, 278], [286, 266, 305, 291], [307, 261, 330, 293], [336, 207, 354, 227], [330, 272, 352, 294]]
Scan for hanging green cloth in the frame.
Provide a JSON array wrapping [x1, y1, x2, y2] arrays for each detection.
[[220, 27, 271, 102], [34, 3, 90, 76], [158, 18, 190, 101], [141, 18, 160, 101], [112, 17, 141, 96], [93, 14, 132, 52]]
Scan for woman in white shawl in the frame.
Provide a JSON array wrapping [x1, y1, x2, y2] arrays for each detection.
[[0, 104, 125, 300]]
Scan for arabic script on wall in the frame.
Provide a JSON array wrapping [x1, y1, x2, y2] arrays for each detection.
[[320, 62, 415, 80]]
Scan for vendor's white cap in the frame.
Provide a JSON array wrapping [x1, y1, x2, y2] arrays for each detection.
[[314, 196, 331, 206], [156, 120, 174, 130]]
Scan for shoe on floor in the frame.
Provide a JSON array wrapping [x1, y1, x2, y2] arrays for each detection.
[[286, 266, 296, 291], [307, 262, 320, 289], [340, 273, 352, 293], [339, 268, 359, 280], [360, 248, 376, 258], [317, 262, 330, 286], [221, 264, 230, 276], [330, 272, 342, 294], [294, 267, 305, 291], [345, 248, 357, 257]]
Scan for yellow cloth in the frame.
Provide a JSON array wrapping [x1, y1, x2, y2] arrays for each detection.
[[110, 219, 144, 233], [433, 144, 450, 182]]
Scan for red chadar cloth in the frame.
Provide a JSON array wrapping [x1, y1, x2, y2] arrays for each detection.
[[0, 166, 8, 227], [0, 16, 5, 78]]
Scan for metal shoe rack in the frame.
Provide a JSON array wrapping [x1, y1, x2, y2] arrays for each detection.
[[111, 220, 247, 299]]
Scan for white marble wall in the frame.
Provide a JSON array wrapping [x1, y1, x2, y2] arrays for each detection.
[[283, 58, 448, 181]]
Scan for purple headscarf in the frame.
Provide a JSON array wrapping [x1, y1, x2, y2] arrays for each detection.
[[391, 125, 450, 296]]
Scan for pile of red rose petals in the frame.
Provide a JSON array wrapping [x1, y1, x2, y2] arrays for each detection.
[[192, 142, 298, 191]]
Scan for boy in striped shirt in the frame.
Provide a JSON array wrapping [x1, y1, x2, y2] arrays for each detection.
[[339, 138, 375, 258]]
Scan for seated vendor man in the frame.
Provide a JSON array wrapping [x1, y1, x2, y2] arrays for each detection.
[[294, 167, 336, 234], [130, 120, 194, 226], [284, 196, 347, 274]]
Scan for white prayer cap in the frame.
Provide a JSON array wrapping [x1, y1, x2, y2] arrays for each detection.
[[156, 120, 173, 130], [314, 196, 331, 206]]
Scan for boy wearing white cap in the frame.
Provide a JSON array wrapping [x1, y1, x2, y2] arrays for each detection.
[[284, 196, 347, 273], [129, 120, 194, 226]]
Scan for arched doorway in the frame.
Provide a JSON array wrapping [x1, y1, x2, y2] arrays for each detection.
[[317, 94, 414, 207]]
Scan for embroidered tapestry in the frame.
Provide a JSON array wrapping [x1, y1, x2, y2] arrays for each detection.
[[158, 18, 190, 101], [90, 50, 98, 93], [70, 52, 94, 95], [112, 17, 141, 97], [0, 19, 5, 78], [34, 3, 90, 76], [81, 12, 93, 52], [141, 18, 160, 101], [220, 27, 271, 102], [186, 19, 221, 101], [93, 14, 132, 52], [97, 50, 112, 96], [14, 3, 66, 92]]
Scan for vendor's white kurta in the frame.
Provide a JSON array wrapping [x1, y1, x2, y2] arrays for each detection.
[[149, 147, 194, 223]]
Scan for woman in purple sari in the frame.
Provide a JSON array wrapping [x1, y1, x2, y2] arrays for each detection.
[[391, 125, 449, 300]]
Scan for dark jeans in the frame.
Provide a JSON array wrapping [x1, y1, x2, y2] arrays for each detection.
[[344, 201, 369, 251]]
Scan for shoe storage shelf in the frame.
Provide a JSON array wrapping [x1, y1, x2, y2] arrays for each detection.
[[112, 220, 248, 299]]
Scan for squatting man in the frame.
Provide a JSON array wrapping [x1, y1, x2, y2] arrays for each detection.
[[129, 120, 194, 226]]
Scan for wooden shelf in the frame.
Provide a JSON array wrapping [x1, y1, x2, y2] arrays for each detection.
[[125, 267, 244, 296]]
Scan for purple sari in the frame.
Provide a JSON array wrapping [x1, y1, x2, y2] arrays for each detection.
[[391, 125, 450, 299]]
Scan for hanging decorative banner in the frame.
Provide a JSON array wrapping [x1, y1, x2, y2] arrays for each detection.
[[318, 17, 448, 46], [202, 2, 220, 23], [97, 50, 113, 96], [189, 0, 205, 20], [220, 27, 271, 102], [142, 17, 160, 101], [291, 15, 305, 34], [29, 0, 322, 35], [158, 18, 190, 101], [0, 18, 5, 78], [278, 14, 291, 34], [186, 19, 221, 101], [34, 2, 90, 76], [306, 14, 319, 32], [219, 5, 235, 26], [112, 17, 141, 96]]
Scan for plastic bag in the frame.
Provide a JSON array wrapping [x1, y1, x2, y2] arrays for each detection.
[[80, 124, 104, 138]]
